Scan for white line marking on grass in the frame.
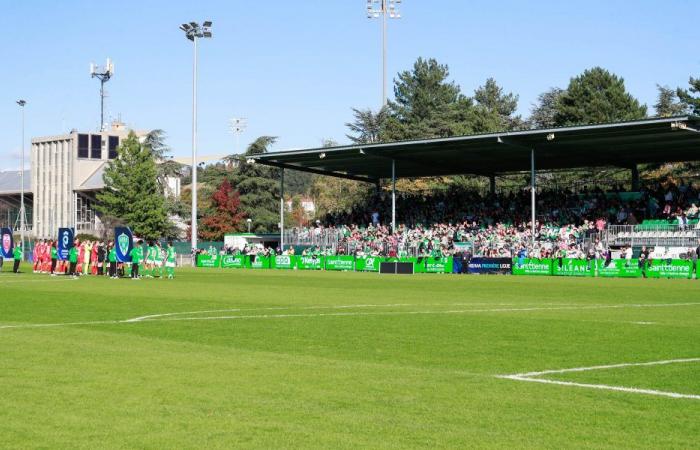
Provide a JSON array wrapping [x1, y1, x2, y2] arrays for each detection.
[[497, 358, 700, 400], [0, 278, 78, 284], [3, 302, 700, 331]]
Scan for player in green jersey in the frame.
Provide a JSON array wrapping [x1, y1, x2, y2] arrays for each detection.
[[153, 242, 164, 278], [129, 241, 143, 279], [165, 242, 176, 279]]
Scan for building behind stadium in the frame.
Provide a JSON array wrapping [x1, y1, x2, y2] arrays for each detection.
[[0, 120, 181, 239]]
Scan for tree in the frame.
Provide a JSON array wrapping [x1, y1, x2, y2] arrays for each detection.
[[346, 107, 389, 144], [677, 76, 700, 115], [554, 67, 647, 125], [199, 179, 245, 240], [231, 136, 281, 233], [529, 88, 565, 128], [384, 57, 476, 140], [472, 78, 522, 132], [97, 132, 170, 239], [655, 85, 687, 117]]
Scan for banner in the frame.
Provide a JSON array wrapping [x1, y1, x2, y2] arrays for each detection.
[[57, 228, 74, 261], [552, 258, 594, 277], [197, 253, 220, 268], [250, 255, 270, 269], [114, 227, 133, 262], [297, 255, 323, 270], [512, 258, 553, 276], [467, 257, 512, 274], [273, 255, 295, 269], [0, 227, 13, 259], [324, 255, 355, 271], [424, 257, 453, 274], [355, 256, 382, 272], [220, 254, 247, 269], [596, 259, 642, 278], [646, 260, 693, 279]]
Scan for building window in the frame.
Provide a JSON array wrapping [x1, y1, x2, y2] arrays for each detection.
[[90, 135, 102, 159], [108, 136, 119, 159], [78, 134, 89, 158]]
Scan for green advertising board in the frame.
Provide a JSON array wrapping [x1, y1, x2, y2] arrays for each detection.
[[596, 259, 642, 278], [512, 258, 553, 276], [355, 256, 382, 272], [220, 254, 247, 269], [250, 255, 270, 269], [424, 257, 453, 274], [325, 256, 355, 271], [272, 255, 295, 270], [552, 258, 594, 277], [296, 255, 323, 270], [197, 254, 220, 268], [646, 260, 693, 279]]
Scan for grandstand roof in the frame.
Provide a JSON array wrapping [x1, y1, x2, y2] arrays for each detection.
[[253, 116, 700, 183]]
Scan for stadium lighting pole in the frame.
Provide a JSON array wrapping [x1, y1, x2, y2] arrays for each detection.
[[280, 169, 285, 251], [391, 159, 396, 233], [16, 100, 27, 257], [180, 21, 212, 255], [367, 0, 402, 106], [530, 149, 536, 248]]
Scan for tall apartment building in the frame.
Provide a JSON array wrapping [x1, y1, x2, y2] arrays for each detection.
[[30, 122, 145, 238]]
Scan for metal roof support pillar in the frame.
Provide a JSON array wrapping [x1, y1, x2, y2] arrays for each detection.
[[531, 149, 536, 249], [391, 159, 396, 234], [489, 175, 496, 195], [631, 164, 640, 191], [280, 168, 285, 253]]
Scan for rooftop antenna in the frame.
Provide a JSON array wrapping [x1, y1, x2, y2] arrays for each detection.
[[90, 58, 114, 131]]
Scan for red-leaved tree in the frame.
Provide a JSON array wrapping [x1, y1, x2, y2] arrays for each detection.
[[200, 179, 246, 240]]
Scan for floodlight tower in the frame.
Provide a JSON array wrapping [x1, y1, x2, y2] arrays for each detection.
[[90, 58, 114, 131], [180, 20, 213, 254], [15, 100, 28, 257], [366, 0, 402, 107], [229, 117, 248, 154]]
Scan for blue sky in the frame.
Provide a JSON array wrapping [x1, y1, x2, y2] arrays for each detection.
[[1, 0, 698, 170]]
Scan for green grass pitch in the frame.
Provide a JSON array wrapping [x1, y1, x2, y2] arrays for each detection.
[[1, 266, 699, 448]]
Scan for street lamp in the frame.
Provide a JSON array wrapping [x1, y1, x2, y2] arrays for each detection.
[[180, 20, 213, 255], [16, 100, 28, 258], [366, 0, 402, 107]]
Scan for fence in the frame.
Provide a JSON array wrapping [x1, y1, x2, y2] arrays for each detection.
[[604, 224, 700, 248]]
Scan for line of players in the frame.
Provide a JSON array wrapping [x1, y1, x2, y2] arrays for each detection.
[[30, 239, 177, 279]]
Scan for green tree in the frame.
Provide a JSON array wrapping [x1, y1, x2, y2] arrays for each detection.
[[529, 88, 565, 128], [677, 76, 700, 115], [384, 57, 475, 140], [554, 67, 647, 125], [472, 78, 522, 132], [97, 132, 170, 238], [232, 136, 281, 233], [346, 107, 389, 144], [655, 85, 687, 117]]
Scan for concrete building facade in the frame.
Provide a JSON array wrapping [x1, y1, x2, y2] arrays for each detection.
[[30, 122, 140, 238]]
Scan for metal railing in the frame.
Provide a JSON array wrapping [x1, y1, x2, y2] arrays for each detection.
[[604, 224, 700, 247]]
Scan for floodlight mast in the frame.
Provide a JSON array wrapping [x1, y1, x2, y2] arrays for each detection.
[[90, 58, 114, 131], [180, 20, 213, 256], [16, 100, 28, 257], [366, 0, 402, 107], [229, 117, 248, 154]]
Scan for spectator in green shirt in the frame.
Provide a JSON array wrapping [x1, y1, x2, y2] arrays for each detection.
[[129, 240, 143, 279]]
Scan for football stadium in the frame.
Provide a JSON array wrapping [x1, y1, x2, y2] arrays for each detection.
[[2, 1, 700, 448]]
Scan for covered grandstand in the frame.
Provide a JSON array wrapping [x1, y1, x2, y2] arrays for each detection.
[[253, 116, 700, 254]]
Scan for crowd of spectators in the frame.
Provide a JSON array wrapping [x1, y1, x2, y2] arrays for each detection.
[[285, 180, 700, 258]]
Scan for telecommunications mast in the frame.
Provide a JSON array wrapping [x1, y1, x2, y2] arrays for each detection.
[[90, 58, 114, 131]]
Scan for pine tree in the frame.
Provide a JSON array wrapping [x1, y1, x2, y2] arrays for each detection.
[[554, 67, 647, 126], [232, 136, 281, 233], [529, 88, 565, 128], [346, 107, 389, 144], [677, 76, 700, 115], [472, 78, 522, 132], [97, 132, 170, 239], [655, 85, 687, 117]]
